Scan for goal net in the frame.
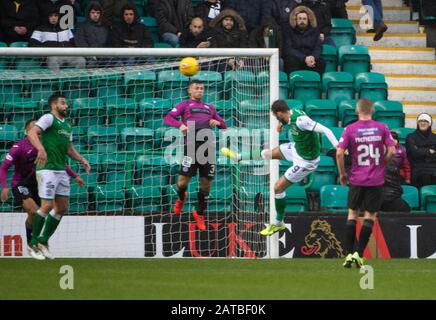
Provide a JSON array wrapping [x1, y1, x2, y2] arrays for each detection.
[[0, 48, 280, 258]]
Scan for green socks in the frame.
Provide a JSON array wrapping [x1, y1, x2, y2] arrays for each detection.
[[275, 195, 286, 224], [30, 210, 47, 246], [38, 211, 62, 245]]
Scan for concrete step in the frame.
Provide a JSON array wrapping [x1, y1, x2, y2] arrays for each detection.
[[356, 33, 426, 47], [371, 60, 436, 74], [347, 6, 410, 21], [353, 20, 419, 33], [388, 87, 436, 102], [368, 47, 435, 60], [403, 101, 436, 114], [347, 0, 405, 7], [385, 75, 436, 88]]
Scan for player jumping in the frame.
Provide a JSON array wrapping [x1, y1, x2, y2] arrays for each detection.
[[164, 80, 227, 231], [222, 99, 339, 236], [27, 93, 90, 259], [337, 98, 395, 268]]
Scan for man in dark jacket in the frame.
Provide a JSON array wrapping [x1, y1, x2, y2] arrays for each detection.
[[155, 0, 194, 47], [99, 0, 136, 27], [37, 0, 74, 26], [29, 10, 86, 71], [283, 5, 326, 74], [327, 0, 348, 19], [303, 0, 335, 46], [0, 0, 39, 44], [265, 0, 299, 28], [406, 113, 436, 188], [179, 17, 210, 48], [224, 0, 269, 33], [75, 1, 109, 67]]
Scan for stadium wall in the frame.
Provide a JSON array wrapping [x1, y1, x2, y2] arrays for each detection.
[[1, 213, 436, 259]]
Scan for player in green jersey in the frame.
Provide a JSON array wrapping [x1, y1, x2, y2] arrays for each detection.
[[222, 100, 339, 236], [27, 93, 90, 259]]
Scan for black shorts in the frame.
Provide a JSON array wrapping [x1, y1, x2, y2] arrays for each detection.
[[179, 141, 216, 180], [348, 185, 383, 213], [12, 185, 40, 208]]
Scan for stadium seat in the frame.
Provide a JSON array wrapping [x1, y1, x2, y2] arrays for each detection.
[[355, 72, 388, 101], [322, 44, 338, 72], [69, 153, 101, 186], [289, 70, 321, 103], [321, 127, 344, 152], [0, 124, 18, 150], [305, 99, 338, 127], [72, 98, 106, 127], [309, 156, 337, 193], [125, 70, 156, 102], [72, 126, 87, 152], [100, 153, 134, 189], [238, 160, 269, 213], [59, 69, 92, 100], [322, 72, 355, 104], [138, 98, 171, 130], [209, 159, 233, 212], [25, 69, 60, 101], [391, 127, 414, 146], [257, 71, 289, 100], [3, 99, 42, 130], [10, 42, 43, 70], [285, 99, 304, 110], [330, 18, 356, 47], [157, 70, 190, 105], [140, 17, 159, 43], [224, 70, 256, 102], [192, 71, 223, 102], [285, 186, 308, 212], [121, 127, 154, 152], [106, 97, 138, 128], [238, 99, 270, 129], [69, 184, 89, 214], [94, 72, 124, 100], [95, 183, 125, 213], [134, 0, 146, 16], [129, 185, 166, 213], [373, 100, 405, 129], [338, 100, 358, 126], [338, 45, 370, 76], [153, 42, 172, 48], [154, 127, 184, 154], [421, 185, 436, 213], [0, 73, 25, 102], [87, 125, 119, 153], [215, 100, 236, 127], [320, 185, 349, 212], [401, 185, 420, 211]]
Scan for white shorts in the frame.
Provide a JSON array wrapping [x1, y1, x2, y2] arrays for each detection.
[[279, 142, 320, 183], [36, 170, 70, 200]]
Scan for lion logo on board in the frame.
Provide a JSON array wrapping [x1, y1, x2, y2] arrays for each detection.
[[301, 219, 344, 258]]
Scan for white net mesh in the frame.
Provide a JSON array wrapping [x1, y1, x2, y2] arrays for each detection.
[[0, 51, 276, 258]]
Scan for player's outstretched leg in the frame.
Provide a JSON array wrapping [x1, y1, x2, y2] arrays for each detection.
[[353, 217, 375, 268], [37, 209, 62, 260], [343, 219, 357, 268], [174, 176, 190, 215]]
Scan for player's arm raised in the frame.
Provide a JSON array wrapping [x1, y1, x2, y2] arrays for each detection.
[[67, 143, 90, 174], [27, 126, 47, 169]]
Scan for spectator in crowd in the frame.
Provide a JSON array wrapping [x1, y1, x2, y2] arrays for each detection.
[[37, 0, 77, 26], [361, 0, 387, 41], [0, 0, 39, 44], [74, 1, 109, 67], [303, 0, 335, 46], [179, 17, 210, 48], [29, 10, 86, 71], [406, 113, 436, 188], [266, 0, 300, 28], [327, 0, 348, 19], [155, 0, 194, 47], [194, 0, 223, 27], [99, 0, 136, 27], [224, 0, 269, 33], [381, 131, 411, 213], [110, 4, 153, 66], [249, 16, 284, 69], [282, 6, 325, 74]]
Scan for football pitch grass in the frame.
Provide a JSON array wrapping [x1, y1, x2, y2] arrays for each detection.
[[1, 259, 435, 300]]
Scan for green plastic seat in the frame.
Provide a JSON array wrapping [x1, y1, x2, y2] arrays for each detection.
[[305, 99, 338, 127], [285, 186, 308, 212], [120, 127, 154, 152], [215, 100, 236, 127], [138, 98, 171, 130], [125, 70, 156, 102], [24, 69, 60, 101], [224, 70, 256, 102], [58, 69, 92, 100], [330, 18, 356, 47], [129, 185, 167, 213], [10, 42, 43, 70], [257, 71, 289, 100], [94, 71, 124, 100], [153, 42, 172, 48], [322, 44, 338, 72], [220, 127, 268, 161], [309, 156, 337, 193], [338, 100, 358, 126], [100, 153, 134, 189], [106, 97, 138, 128], [209, 160, 233, 212], [338, 45, 370, 76], [238, 99, 270, 129], [3, 99, 41, 129], [69, 184, 88, 213], [289, 70, 321, 102], [0, 72, 25, 102], [192, 71, 223, 102], [140, 16, 159, 42], [157, 70, 190, 105], [321, 127, 343, 152], [421, 185, 436, 213], [373, 100, 405, 129], [320, 185, 349, 212], [69, 153, 101, 186], [285, 99, 304, 110], [401, 185, 420, 211], [391, 127, 414, 146], [95, 183, 125, 213], [237, 160, 269, 213], [322, 72, 355, 104], [87, 125, 119, 153], [72, 98, 106, 127], [0, 125, 18, 149], [355, 72, 388, 101]]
